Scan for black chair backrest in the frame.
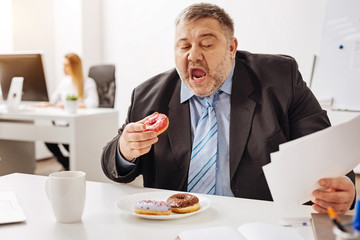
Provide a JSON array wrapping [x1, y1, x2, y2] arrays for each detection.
[[88, 64, 116, 108]]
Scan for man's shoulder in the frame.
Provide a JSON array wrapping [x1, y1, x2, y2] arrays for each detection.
[[236, 50, 296, 67], [235, 50, 298, 78], [135, 68, 179, 91], [234, 51, 301, 95], [131, 68, 180, 105]]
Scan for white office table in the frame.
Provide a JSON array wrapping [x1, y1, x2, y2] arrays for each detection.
[[0, 106, 118, 182], [0, 173, 316, 240]]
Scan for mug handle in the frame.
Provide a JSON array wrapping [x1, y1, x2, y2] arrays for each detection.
[[45, 178, 51, 200]]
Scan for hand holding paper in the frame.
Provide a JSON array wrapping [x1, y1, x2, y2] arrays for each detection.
[[263, 115, 360, 217], [312, 176, 355, 214]]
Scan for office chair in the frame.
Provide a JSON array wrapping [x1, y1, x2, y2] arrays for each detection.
[[88, 64, 116, 108]]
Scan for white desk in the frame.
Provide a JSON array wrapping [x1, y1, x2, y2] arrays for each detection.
[[0, 106, 118, 182], [0, 173, 316, 240], [326, 109, 360, 127]]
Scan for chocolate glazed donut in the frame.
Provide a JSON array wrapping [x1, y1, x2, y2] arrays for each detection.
[[166, 193, 200, 213]]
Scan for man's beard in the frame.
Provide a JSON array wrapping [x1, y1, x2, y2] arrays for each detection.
[[177, 52, 233, 97]]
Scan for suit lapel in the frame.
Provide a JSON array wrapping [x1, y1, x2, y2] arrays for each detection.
[[230, 60, 256, 180], [167, 79, 192, 170], [165, 61, 257, 183]]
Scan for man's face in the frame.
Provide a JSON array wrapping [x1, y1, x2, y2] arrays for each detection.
[[175, 17, 237, 97]]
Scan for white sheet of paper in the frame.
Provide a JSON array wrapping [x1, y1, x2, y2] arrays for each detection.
[[263, 115, 360, 213], [178, 223, 305, 240], [237, 222, 305, 240], [179, 226, 245, 240], [0, 191, 27, 224]]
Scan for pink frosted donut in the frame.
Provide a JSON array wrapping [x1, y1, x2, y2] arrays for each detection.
[[144, 112, 169, 135], [134, 200, 171, 215]]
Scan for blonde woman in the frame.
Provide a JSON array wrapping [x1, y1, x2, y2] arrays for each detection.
[[35, 53, 99, 108], [45, 53, 99, 170], [51, 53, 99, 108]]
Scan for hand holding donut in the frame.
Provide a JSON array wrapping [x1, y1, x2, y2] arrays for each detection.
[[119, 112, 169, 161]]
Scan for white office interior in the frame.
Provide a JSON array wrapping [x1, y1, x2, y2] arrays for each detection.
[[1, 0, 360, 238], [0, 0, 322, 157], [1, 0, 359, 171], [1, 0, 330, 119]]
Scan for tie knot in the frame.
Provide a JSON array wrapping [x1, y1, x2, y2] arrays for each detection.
[[201, 90, 221, 108], [202, 96, 212, 108]]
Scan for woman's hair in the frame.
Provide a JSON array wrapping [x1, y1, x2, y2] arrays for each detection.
[[175, 3, 234, 39], [65, 53, 84, 99]]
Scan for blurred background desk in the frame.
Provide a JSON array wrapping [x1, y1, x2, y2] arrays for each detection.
[[0, 173, 315, 240], [0, 106, 118, 182]]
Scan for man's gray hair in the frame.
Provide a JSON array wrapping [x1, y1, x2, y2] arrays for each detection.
[[175, 3, 234, 38]]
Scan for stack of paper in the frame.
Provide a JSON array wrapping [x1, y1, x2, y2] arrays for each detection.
[[263, 115, 360, 215], [0, 191, 27, 224], [178, 223, 305, 240]]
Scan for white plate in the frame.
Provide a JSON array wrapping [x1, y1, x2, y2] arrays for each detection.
[[115, 191, 211, 220]]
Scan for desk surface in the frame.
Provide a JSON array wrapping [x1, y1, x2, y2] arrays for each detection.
[[0, 104, 117, 119], [0, 173, 315, 240]]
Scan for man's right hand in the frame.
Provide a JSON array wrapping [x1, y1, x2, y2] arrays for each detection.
[[119, 116, 158, 161]]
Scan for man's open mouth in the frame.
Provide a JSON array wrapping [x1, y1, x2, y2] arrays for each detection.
[[190, 68, 207, 81]]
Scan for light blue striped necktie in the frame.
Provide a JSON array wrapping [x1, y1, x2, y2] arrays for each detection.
[[187, 93, 218, 195]]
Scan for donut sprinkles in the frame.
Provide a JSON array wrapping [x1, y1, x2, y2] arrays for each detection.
[[134, 200, 171, 215]]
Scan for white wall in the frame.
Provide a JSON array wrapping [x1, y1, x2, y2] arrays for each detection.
[[53, 0, 82, 94], [9, 0, 102, 97], [82, 0, 103, 70], [54, 0, 103, 94], [8, 0, 102, 159], [53, 0, 103, 85], [0, 0, 13, 52], [102, 0, 327, 123], [6, 0, 328, 124], [12, 0, 56, 94], [3, 0, 329, 157]]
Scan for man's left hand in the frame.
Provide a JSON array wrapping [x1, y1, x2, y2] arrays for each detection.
[[312, 177, 355, 214]]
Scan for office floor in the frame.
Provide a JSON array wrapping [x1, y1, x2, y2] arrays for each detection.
[[35, 157, 63, 176]]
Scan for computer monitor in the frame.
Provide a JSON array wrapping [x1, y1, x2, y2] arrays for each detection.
[[0, 53, 49, 101]]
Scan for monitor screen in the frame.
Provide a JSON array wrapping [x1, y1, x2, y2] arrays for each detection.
[[0, 53, 49, 101]]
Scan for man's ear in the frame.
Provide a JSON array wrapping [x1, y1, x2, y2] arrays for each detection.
[[229, 37, 238, 59]]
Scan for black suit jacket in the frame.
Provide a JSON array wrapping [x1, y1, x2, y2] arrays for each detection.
[[101, 51, 355, 202]]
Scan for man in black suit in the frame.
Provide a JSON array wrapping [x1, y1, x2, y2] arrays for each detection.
[[102, 3, 355, 214]]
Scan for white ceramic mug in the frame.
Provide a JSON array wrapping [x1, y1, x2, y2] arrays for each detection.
[[45, 171, 86, 223]]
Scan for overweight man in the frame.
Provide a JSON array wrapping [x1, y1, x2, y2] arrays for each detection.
[[102, 3, 355, 214]]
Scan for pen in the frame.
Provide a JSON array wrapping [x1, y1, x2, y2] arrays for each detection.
[[327, 207, 347, 232], [353, 199, 360, 231], [283, 221, 309, 227]]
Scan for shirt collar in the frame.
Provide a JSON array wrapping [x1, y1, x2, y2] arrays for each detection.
[[180, 61, 235, 103]]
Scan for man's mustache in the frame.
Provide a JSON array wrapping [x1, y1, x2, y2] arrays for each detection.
[[187, 62, 209, 73]]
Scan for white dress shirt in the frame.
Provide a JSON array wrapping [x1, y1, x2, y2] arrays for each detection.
[[50, 76, 99, 108]]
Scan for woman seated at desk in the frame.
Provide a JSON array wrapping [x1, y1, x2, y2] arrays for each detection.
[[36, 53, 99, 170]]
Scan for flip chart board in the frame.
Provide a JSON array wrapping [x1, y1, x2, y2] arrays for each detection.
[[312, 0, 360, 110]]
